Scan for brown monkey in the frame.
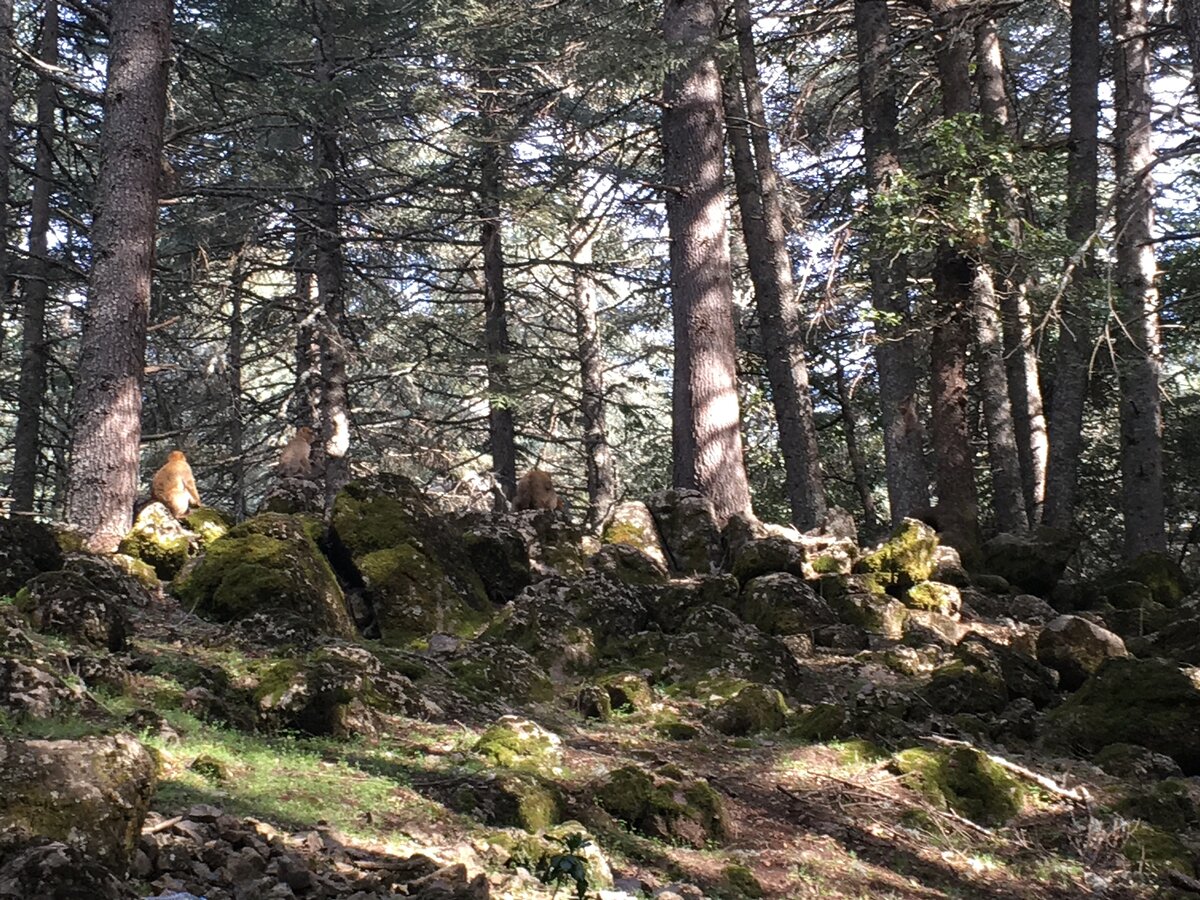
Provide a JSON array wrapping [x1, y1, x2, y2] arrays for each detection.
[[279, 426, 316, 477], [150, 450, 201, 519], [513, 469, 563, 511]]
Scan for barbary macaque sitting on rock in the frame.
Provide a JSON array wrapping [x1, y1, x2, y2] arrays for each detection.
[[513, 469, 564, 511], [279, 426, 316, 477], [150, 450, 201, 519]]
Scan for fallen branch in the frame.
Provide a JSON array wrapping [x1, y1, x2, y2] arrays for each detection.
[[923, 736, 1091, 807], [143, 815, 184, 835]]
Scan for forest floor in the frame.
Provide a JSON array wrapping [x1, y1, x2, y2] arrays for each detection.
[[21, 589, 1164, 900]]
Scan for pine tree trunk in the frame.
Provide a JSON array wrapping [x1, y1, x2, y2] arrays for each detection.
[[973, 262, 1028, 532], [1110, 0, 1166, 556], [834, 359, 879, 532], [229, 260, 247, 521], [0, 0, 12, 369], [1180, 0, 1200, 102], [975, 20, 1048, 524], [569, 195, 616, 529], [292, 259, 322, 431], [928, 0, 980, 551], [479, 112, 516, 502], [311, 0, 350, 517], [11, 0, 57, 513], [663, 0, 753, 526], [65, 0, 172, 551], [853, 0, 930, 524], [1044, 0, 1099, 531], [729, 0, 826, 530]]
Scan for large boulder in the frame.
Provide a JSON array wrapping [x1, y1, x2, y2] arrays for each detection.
[[1097, 552, 1191, 608], [1036, 615, 1127, 691], [712, 684, 789, 735], [463, 521, 531, 603], [592, 765, 729, 847], [646, 489, 720, 574], [330, 476, 490, 644], [589, 543, 668, 586], [601, 501, 670, 572], [118, 503, 200, 580], [1046, 657, 1200, 774], [738, 573, 836, 635], [979, 527, 1078, 595], [15, 570, 131, 651], [171, 513, 355, 640], [854, 518, 938, 592], [729, 537, 806, 585], [0, 517, 62, 595], [0, 841, 135, 900], [0, 735, 156, 872], [891, 746, 1026, 826]]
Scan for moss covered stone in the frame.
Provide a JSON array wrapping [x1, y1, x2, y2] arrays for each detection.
[[119, 503, 197, 580], [1036, 615, 1127, 691], [0, 517, 63, 595], [600, 672, 654, 712], [891, 746, 1025, 825], [904, 581, 961, 616], [739, 573, 836, 635], [1100, 552, 1192, 608], [645, 489, 720, 574], [15, 570, 131, 651], [827, 591, 908, 639], [171, 512, 355, 639], [181, 507, 231, 547], [451, 772, 565, 832], [854, 519, 938, 591], [723, 863, 765, 899], [463, 523, 531, 603], [979, 527, 1079, 595], [602, 501, 669, 572], [1046, 657, 1200, 774], [590, 543, 668, 586], [714, 684, 788, 735], [730, 537, 805, 585], [593, 765, 728, 847], [1117, 779, 1200, 831], [789, 703, 848, 741], [1122, 823, 1195, 876], [332, 477, 489, 644], [474, 716, 564, 771]]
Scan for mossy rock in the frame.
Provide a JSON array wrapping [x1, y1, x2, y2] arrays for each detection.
[[0, 516, 64, 595], [1046, 657, 1200, 774], [452, 642, 555, 703], [1122, 823, 1195, 876], [730, 537, 805, 585], [891, 746, 1025, 825], [14, 570, 131, 652], [502, 823, 614, 892], [652, 574, 739, 628], [923, 657, 1008, 716], [331, 477, 489, 644], [827, 591, 908, 638], [904, 581, 961, 616], [1095, 743, 1183, 780], [474, 716, 564, 771], [713, 684, 788, 735], [1036, 615, 1127, 691], [592, 765, 728, 847], [645, 489, 720, 575], [171, 512, 355, 639], [602, 501, 669, 572], [463, 523, 531, 604], [854, 519, 938, 591], [723, 863, 765, 899], [1117, 779, 1200, 831], [979, 527, 1079, 595], [181, 507, 231, 547], [739, 573, 836, 635], [589, 543, 668, 586], [789, 703, 848, 741], [118, 503, 198, 580], [599, 672, 654, 712], [450, 772, 565, 832], [1101, 552, 1191, 608], [576, 684, 612, 720]]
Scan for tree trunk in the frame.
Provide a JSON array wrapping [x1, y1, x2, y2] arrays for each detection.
[[973, 262, 1028, 532], [479, 99, 517, 502], [292, 259, 322, 431], [1179, 0, 1200, 102], [0, 0, 12, 366], [853, 0, 930, 524], [1043, 0, 1099, 531], [65, 0, 172, 551], [928, 0, 980, 552], [975, 19, 1048, 524], [834, 359, 879, 532], [11, 0, 57, 513], [1110, 0, 1166, 556], [569, 196, 616, 529], [663, 0, 753, 526], [729, 0, 826, 530], [228, 259, 247, 521], [311, 0, 350, 516]]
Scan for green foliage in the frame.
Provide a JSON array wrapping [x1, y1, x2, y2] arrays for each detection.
[[532, 832, 595, 900]]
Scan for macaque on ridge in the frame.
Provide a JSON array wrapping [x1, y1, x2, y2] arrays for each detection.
[[150, 450, 201, 519], [279, 426, 316, 477], [513, 468, 564, 511]]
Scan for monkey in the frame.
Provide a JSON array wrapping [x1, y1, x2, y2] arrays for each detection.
[[279, 426, 316, 477], [513, 469, 564, 511], [150, 450, 201, 519]]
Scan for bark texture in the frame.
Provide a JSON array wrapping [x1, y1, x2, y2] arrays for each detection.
[[853, 0, 930, 523], [729, 0, 826, 530], [1110, 0, 1166, 556], [65, 0, 172, 551], [975, 20, 1047, 525], [11, 0, 57, 512], [663, 0, 753, 525], [1043, 0, 1099, 531], [0, 0, 11, 366]]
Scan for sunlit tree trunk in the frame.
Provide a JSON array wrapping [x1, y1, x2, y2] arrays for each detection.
[[311, 0, 351, 516], [1044, 0, 1099, 532], [853, 0, 930, 524], [11, 0, 57, 512], [927, 0, 980, 552], [663, 0, 752, 526], [975, 19, 1047, 524], [729, 0, 826, 530], [1111, 0, 1166, 556], [66, 0, 173, 550]]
